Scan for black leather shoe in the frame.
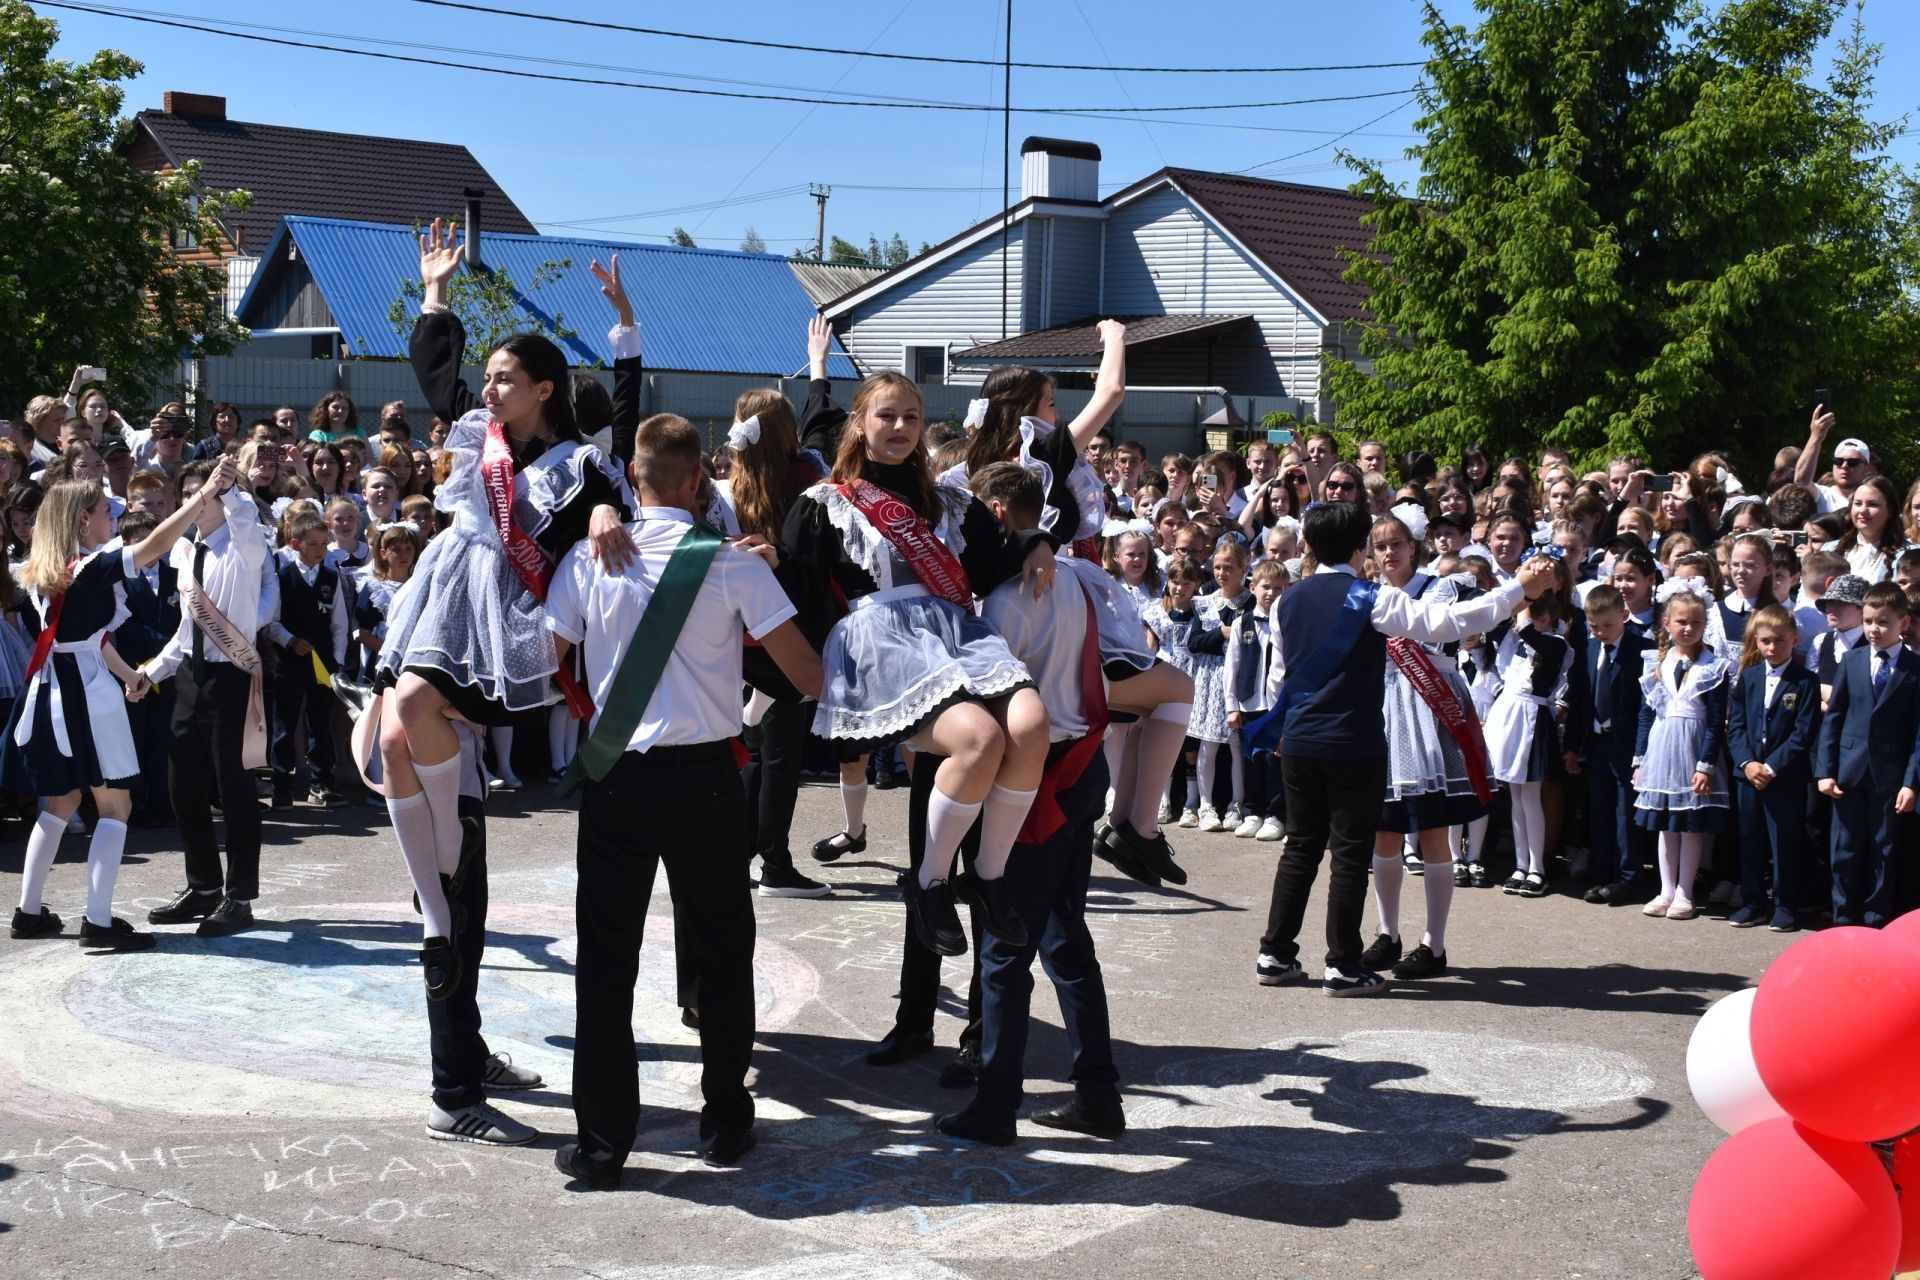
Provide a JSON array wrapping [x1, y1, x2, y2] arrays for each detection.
[[866, 1027, 935, 1066], [938, 1042, 980, 1090], [811, 828, 866, 864], [953, 872, 1029, 948], [701, 1126, 757, 1166], [1108, 821, 1187, 886], [78, 917, 156, 951], [554, 1142, 621, 1189], [147, 887, 220, 924], [11, 906, 62, 938], [901, 873, 967, 956], [1092, 831, 1160, 888], [196, 898, 254, 938], [681, 1006, 701, 1030], [1595, 881, 1642, 906], [936, 1107, 1016, 1146], [422, 936, 462, 1002], [1030, 1101, 1126, 1139]]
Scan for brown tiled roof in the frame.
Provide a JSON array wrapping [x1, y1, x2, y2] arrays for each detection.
[[953, 314, 1252, 361], [1158, 169, 1377, 323], [131, 110, 535, 252]]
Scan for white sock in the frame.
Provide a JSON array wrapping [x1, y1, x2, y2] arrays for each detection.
[[1447, 825, 1463, 861], [1102, 728, 1129, 811], [388, 790, 453, 939], [1126, 711, 1187, 835], [840, 780, 868, 838], [973, 784, 1037, 880], [1678, 834, 1706, 904], [1657, 831, 1680, 900], [414, 753, 466, 877], [743, 688, 773, 728], [1422, 865, 1453, 955], [1511, 782, 1545, 874], [918, 787, 983, 888], [1228, 736, 1246, 811], [84, 819, 128, 928], [1466, 814, 1489, 862], [548, 704, 578, 773], [17, 811, 64, 914], [1195, 746, 1217, 810], [1371, 854, 1403, 940], [488, 726, 516, 780]]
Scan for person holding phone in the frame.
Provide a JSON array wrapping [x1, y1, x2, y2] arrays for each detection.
[[1793, 395, 1874, 515]]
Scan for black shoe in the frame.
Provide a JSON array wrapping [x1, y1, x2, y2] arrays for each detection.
[[1582, 885, 1610, 904], [938, 1042, 980, 1090], [307, 786, 347, 809], [953, 871, 1029, 947], [1104, 821, 1186, 886], [936, 1107, 1016, 1146], [1500, 871, 1528, 895], [196, 897, 255, 937], [871, 770, 903, 792], [1467, 861, 1490, 888], [866, 1026, 936, 1067], [1519, 872, 1548, 898], [78, 917, 156, 951], [554, 1143, 621, 1189], [11, 906, 62, 939], [1360, 932, 1402, 971], [810, 828, 866, 863], [1452, 861, 1472, 887], [757, 864, 832, 899], [422, 936, 462, 1002], [270, 787, 294, 811], [1091, 830, 1160, 888], [1323, 969, 1388, 997], [701, 1126, 756, 1166], [147, 887, 220, 924], [681, 1006, 701, 1030], [901, 873, 967, 957], [1594, 881, 1641, 906], [1030, 1101, 1126, 1139], [1391, 943, 1448, 979]]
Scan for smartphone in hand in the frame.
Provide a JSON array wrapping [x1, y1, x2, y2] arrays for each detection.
[[1644, 475, 1676, 493], [1814, 387, 1833, 413]]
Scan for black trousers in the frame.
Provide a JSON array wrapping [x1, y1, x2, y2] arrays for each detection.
[[125, 681, 174, 815], [741, 698, 807, 873], [1260, 751, 1388, 973], [170, 662, 262, 900], [429, 791, 493, 1109], [573, 744, 756, 1168], [1244, 745, 1286, 821], [270, 655, 336, 789], [974, 749, 1118, 1121], [894, 752, 983, 1047]]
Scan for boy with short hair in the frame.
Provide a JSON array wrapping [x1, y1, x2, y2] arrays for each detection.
[[267, 510, 348, 809], [1813, 573, 1868, 710], [1564, 584, 1651, 903], [1815, 581, 1920, 926]]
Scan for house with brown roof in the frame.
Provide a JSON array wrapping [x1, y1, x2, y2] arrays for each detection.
[[819, 138, 1377, 419], [122, 91, 534, 335]]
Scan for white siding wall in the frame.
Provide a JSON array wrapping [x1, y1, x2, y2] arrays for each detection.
[[1046, 216, 1103, 327], [1103, 186, 1324, 399], [837, 225, 1026, 386]]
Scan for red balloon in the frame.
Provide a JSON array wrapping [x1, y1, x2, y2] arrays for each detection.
[[1894, 1136, 1920, 1271], [1751, 927, 1920, 1141], [1887, 908, 1920, 952], [1689, 1119, 1897, 1280]]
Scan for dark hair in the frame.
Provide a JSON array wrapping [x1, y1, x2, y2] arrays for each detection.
[[1864, 581, 1910, 616], [966, 365, 1054, 475], [1, 482, 44, 559], [1302, 498, 1370, 565], [572, 372, 614, 437], [309, 391, 357, 437], [968, 460, 1044, 525], [118, 511, 159, 542], [308, 442, 347, 497], [1461, 443, 1492, 487], [491, 333, 581, 442], [1835, 475, 1904, 560], [631, 413, 703, 493]]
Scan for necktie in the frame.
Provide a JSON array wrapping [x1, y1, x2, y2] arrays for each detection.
[[190, 542, 208, 676], [1674, 658, 1688, 690], [1594, 643, 1614, 731], [1875, 650, 1892, 698]]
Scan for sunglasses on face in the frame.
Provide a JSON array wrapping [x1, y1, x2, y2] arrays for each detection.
[[1324, 480, 1358, 494], [151, 427, 187, 440], [1833, 456, 1864, 468]]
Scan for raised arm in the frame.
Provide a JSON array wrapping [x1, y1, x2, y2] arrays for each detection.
[[408, 217, 479, 423], [1065, 319, 1127, 454], [1371, 561, 1545, 645], [1796, 403, 1836, 489], [799, 316, 847, 459], [591, 254, 644, 464], [127, 456, 236, 570]]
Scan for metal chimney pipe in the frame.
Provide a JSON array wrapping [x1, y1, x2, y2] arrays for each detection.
[[463, 186, 485, 271]]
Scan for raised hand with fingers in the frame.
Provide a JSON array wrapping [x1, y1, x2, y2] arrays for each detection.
[[807, 314, 832, 381], [589, 254, 633, 327], [418, 216, 465, 309]]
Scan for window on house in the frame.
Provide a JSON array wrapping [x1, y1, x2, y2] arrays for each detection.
[[905, 344, 947, 386], [171, 195, 199, 250]]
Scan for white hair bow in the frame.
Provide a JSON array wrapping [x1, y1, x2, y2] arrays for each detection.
[[1655, 576, 1712, 606], [963, 398, 990, 431], [1388, 501, 1429, 543], [1269, 515, 1303, 535], [726, 415, 762, 452], [376, 519, 421, 535], [1101, 517, 1154, 538]]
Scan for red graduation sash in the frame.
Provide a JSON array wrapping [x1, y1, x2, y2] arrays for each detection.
[[1386, 635, 1493, 806], [1018, 584, 1109, 845], [23, 561, 75, 683], [480, 420, 594, 720], [838, 480, 972, 608]]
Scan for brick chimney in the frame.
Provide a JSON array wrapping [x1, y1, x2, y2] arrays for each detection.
[[162, 92, 227, 120]]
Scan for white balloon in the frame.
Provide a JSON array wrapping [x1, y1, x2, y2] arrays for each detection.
[[1686, 987, 1789, 1135]]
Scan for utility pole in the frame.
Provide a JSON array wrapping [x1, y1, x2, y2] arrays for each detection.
[[809, 184, 832, 262], [1000, 0, 1012, 340]]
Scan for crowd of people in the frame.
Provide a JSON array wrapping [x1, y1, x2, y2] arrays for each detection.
[[0, 214, 1894, 1179]]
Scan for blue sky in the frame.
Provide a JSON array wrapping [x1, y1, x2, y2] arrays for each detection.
[[36, 0, 1920, 257]]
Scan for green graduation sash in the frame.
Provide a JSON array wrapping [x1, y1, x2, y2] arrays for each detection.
[[560, 522, 725, 794]]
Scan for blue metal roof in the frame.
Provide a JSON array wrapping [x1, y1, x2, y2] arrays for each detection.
[[237, 216, 859, 378]]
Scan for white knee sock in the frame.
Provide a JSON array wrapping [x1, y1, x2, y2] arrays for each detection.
[[1657, 831, 1680, 900], [1196, 745, 1218, 810], [414, 754, 466, 877], [1125, 707, 1188, 836], [973, 784, 1037, 880], [388, 791, 452, 939], [918, 787, 983, 888], [548, 705, 578, 773], [1103, 727, 1130, 813], [1372, 853, 1403, 940], [1677, 834, 1706, 904], [1447, 825, 1463, 861], [840, 780, 868, 838], [1511, 782, 1545, 874], [1466, 814, 1489, 862], [1423, 866, 1454, 954], [84, 818, 128, 928], [1228, 736, 1246, 810], [17, 811, 65, 914]]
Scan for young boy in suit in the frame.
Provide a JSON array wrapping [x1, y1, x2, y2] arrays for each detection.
[[1727, 605, 1821, 931], [1564, 584, 1651, 904], [1815, 582, 1920, 927]]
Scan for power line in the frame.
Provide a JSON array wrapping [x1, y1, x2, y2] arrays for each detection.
[[400, 0, 1427, 74], [1238, 95, 1424, 173], [40, 3, 1418, 115]]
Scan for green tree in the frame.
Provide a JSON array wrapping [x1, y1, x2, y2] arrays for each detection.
[[1325, 0, 1920, 479], [827, 235, 869, 266], [884, 233, 911, 267], [0, 2, 249, 414], [740, 226, 768, 254], [667, 226, 698, 248], [383, 253, 577, 361]]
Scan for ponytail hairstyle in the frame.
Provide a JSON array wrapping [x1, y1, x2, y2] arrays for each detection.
[[1738, 604, 1798, 671], [18, 480, 103, 597], [725, 387, 803, 540], [828, 371, 938, 522], [490, 333, 580, 442], [964, 364, 1054, 475]]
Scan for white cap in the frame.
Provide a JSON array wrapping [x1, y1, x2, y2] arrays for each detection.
[[1834, 437, 1873, 463]]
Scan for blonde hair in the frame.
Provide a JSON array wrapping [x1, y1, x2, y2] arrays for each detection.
[[18, 481, 104, 596]]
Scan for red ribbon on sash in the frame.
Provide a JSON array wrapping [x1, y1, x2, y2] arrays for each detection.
[[23, 562, 75, 682], [838, 480, 972, 607], [1018, 586, 1109, 845], [481, 420, 595, 720], [1069, 536, 1100, 563], [1386, 635, 1493, 806]]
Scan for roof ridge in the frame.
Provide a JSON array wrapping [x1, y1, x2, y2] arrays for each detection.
[[138, 109, 478, 154]]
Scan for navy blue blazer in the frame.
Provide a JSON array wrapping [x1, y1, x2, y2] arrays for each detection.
[[116, 558, 179, 667], [1727, 661, 1820, 782], [1815, 645, 1920, 790], [1563, 628, 1651, 769]]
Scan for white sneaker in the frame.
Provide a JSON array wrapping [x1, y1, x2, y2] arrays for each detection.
[[1223, 803, 1243, 827], [1233, 813, 1262, 838], [1178, 808, 1200, 828], [1157, 800, 1176, 826], [427, 1100, 537, 1145], [1196, 804, 1224, 833], [1256, 816, 1284, 842], [489, 770, 524, 792]]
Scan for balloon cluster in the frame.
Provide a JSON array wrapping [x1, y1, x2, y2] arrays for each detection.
[[1686, 918, 1920, 1278]]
